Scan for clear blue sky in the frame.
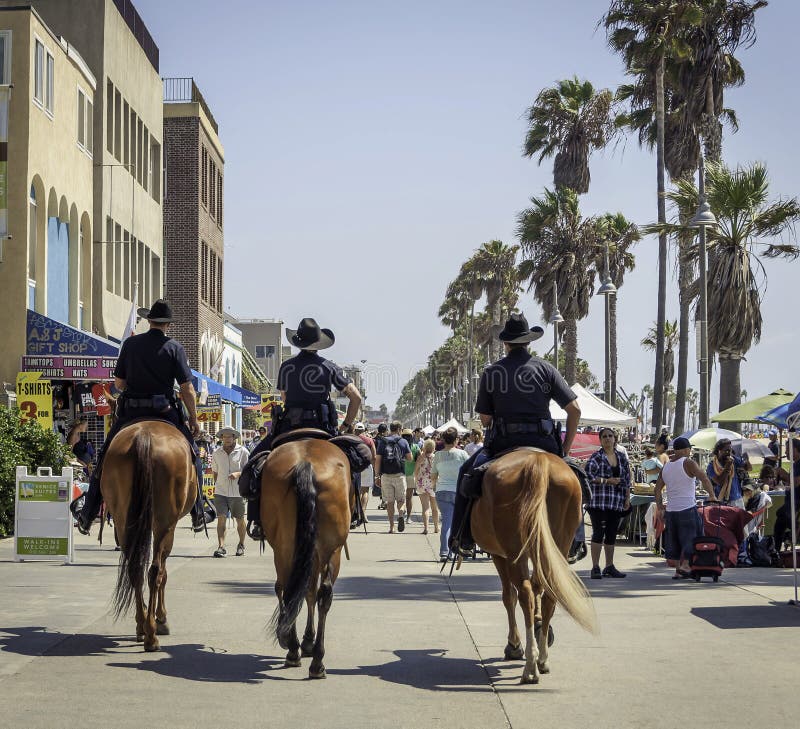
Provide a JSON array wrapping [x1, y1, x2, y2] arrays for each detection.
[[136, 0, 799, 413]]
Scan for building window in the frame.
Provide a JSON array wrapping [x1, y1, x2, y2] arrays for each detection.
[[255, 345, 275, 359], [150, 141, 161, 202], [200, 241, 208, 303], [106, 80, 114, 153], [209, 160, 217, 219], [216, 258, 223, 313], [28, 184, 36, 306], [209, 252, 217, 309], [34, 40, 54, 114], [114, 88, 122, 161], [201, 146, 208, 208], [0, 31, 12, 85], [105, 216, 114, 292], [217, 172, 223, 226], [123, 100, 129, 165], [77, 88, 93, 154], [45, 52, 53, 113]]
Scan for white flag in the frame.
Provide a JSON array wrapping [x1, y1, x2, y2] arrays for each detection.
[[121, 282, 139, 344]]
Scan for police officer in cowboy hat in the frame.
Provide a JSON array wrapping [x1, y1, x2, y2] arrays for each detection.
[[70, 299, 214, 534], [239, 317, 362, 539], [449, 312, 581, 554]]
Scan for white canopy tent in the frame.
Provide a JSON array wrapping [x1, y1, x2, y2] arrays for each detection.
[[550, 384, 637, 427], [437, 418, 469, 434], [421, 425, 436, 436]]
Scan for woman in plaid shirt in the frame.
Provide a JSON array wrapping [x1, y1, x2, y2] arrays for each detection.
[[585, 428, 632, 579]]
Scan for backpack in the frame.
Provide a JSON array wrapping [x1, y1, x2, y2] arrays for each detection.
[[381, 436, 405, 474], [746, 533, 781, 568]]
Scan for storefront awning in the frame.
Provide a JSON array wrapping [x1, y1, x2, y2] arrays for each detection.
[[191, 370, 242, 404], [232, 384, 261, 407]]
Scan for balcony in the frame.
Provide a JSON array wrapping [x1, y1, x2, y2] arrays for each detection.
[[163, 78, 219, 135]]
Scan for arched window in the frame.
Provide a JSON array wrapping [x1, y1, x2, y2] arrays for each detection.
[[28, 185, 37, 309]]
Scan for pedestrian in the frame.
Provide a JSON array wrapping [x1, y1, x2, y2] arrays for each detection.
[[707, 438, 751, 507], [375, 421, 413, 532], [641, 447, 663, 484], [653, 436, 718, 579], [432, 427, 469, 560], [211, 427, 250, 557], [585, 428, 632, 579], [772, 438, 800, 553], [401, 428, 420, 523], [414, 438, 439, 535], [354, 422, 376, 522], [248, 425, 267, 453], [464, 429, 484, 457]]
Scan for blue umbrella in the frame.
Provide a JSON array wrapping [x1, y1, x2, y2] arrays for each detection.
[[756, 393, 800, 430]]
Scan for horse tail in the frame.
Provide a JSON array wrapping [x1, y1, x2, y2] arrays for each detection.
[[112, 429, 154, 618], [271, 461, 317, 647], [516, 455, 597, 634]]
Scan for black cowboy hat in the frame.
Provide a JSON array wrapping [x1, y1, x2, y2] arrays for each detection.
[[137, 299, 174, 323], [497, 313, 544, 344], [286, 317, 335, 351]]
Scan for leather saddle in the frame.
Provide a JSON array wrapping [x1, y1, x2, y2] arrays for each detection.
[[268, 428, 373, 474]]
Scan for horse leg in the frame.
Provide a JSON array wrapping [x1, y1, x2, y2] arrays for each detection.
[[493, 555, 523, 660], [536, 593, 556, 675], [143, 528, 167, 652], [513, 563, 540, 685], [155, 528, 175, 636], [134, 586, 146, 643], [301, 558, 320, 657], [309, 549, 340, 679]]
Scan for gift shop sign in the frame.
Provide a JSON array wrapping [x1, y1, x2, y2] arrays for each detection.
[[22, 355, 118, 380]]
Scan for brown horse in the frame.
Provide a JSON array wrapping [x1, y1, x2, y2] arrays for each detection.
[[102, 420, 196, 652], [470, 448, 597, 684], [261, 437, 351, 679]]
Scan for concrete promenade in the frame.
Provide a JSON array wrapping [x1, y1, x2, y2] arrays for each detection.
[[1, 501, 798, 729]]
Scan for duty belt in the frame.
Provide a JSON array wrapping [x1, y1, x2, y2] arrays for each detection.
[[504, 420, 554, 435]]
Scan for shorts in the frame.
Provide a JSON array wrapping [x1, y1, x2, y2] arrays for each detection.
[[405, 474, 416, 492], [214, 494, 245, 519], [380, 473, 406, 504], [664, 506, 703, 561]]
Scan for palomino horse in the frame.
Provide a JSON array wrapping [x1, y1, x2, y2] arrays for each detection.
[[470, 448, 597, 684], [102, 420, 197, 652], [261, 436, 351, 679]]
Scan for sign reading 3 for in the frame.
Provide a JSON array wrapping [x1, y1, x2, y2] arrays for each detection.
[[15, 372, 53, 430]]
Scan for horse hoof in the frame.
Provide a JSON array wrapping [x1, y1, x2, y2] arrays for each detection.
[[301, 641, 315, 657], [155, 621, 170, 636], [308, 667, 326, 679], [135, 633, 144, 643], [504, 643, 524, 661], [537, 661, 550, 674], [534, 623, 555, 648], [284, 655, 301, 668], [520, 672, 539, 685], [144, 642, 160, 653]]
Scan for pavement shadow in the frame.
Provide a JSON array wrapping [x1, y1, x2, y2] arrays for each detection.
[[0, 626, 124, 657], [107, 643, 286, 683], [690, 605, 800, 629]]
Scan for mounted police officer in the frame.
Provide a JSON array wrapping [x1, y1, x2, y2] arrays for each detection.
[[70, 300, 214, 534], [450, 312, 581, 555], [239, 317, 362, 539]]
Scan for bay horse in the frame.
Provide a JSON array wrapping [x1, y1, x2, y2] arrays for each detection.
[[102, 420, 197, 652], [261, 436, 351, 679], [470, 448, 597, 684]]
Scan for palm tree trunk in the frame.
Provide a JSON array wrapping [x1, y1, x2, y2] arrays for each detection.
[[563, 319, 578, 385], [609, 294, 618, 407], [652, 53, 667, 435], [718, 352, 743, 430], [673, 237, 691, 436]]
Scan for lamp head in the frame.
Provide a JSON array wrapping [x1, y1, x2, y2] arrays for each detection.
[[690, 200, 718, 228]]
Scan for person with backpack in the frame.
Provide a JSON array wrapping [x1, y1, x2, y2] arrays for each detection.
[[402, 428, 420, 524], [375, 421, 413, 533]]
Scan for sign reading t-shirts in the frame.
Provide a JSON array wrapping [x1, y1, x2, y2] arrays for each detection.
[[15, 372, 53, 430]]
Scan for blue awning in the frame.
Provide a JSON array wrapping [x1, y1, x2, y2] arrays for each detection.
[[191, 370, 242, 404], [232, 384, 261, 407]]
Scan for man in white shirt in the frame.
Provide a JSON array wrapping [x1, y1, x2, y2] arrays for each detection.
[[464, 429, 484, 457], [211, 427, 250, 557]]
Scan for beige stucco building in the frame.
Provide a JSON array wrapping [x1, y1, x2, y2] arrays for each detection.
[[0, 2, 96, 384], [33, 0, 164, 340]]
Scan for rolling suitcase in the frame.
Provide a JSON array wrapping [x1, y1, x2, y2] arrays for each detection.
[[689, 505, 724, 583]]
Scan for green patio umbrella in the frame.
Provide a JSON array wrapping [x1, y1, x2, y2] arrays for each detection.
[[711, 389, 795, 424]]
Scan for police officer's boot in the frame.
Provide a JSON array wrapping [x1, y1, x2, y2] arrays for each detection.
[[69, 470, 103, 535], [246, 497, 264, 541], [189, 455, 215, 533], [449, 498, 476, 557], [349, 474, 365, 529]]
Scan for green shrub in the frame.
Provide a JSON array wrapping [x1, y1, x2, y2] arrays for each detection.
[[0, 406, 71, 537]]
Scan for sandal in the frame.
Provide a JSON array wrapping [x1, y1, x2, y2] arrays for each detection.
[[672, 569, 691, 580]]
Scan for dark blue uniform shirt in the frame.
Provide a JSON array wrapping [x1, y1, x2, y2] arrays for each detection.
[[475, 348, 576, 421], [114, 329, 192, 397], [277, 350, 351, 408]]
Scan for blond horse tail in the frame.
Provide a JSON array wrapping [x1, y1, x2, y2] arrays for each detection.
[[516, 455, 597, 634]]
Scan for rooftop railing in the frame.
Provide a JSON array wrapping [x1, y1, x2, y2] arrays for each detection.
[[163, 77, 219, 134]]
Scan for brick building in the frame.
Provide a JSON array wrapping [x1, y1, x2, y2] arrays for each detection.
[[162, 77, 224, 376]]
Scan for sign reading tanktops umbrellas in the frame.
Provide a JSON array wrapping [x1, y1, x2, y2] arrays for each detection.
[[14, 466, 74, 563]]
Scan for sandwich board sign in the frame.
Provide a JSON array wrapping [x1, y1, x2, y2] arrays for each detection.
[[14, 466, 74, 564]]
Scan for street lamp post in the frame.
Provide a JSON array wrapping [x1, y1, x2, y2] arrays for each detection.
[[597, 240, 617, 403], [549, 282, 564, 374], [689, 153, 718, 430]]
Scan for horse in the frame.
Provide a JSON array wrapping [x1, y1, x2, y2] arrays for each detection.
[[469, 448, 597, 684], [102, 420, 197, 652], [260, 436, 352, 679]]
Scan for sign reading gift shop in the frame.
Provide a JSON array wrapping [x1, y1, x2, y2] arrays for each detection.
[[26, 310, 119, 358], [15, 372, 53, 430], [14, 466, 74, 563]]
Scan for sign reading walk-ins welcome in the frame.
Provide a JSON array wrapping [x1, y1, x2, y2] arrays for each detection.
[[14, 466, 74, 563]]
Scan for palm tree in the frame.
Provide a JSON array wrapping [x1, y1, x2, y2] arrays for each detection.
[[464, 240, 521, 361], [604, 0, 704, 435], [523, 77, 616, 194], [651, 162, 800, 412], [517, 188, 599, 384], [642, 320, 679, 426], [595, 213, 640, 405], [685, 387, 699, 430]]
